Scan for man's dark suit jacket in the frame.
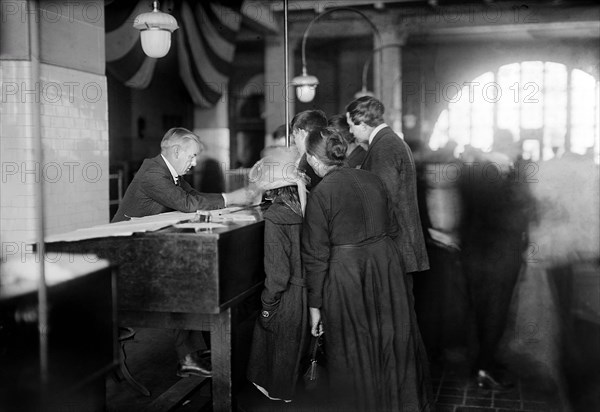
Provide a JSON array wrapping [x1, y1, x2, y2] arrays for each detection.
[[361, 126, 430, 273], [112, 155, 224, 223]]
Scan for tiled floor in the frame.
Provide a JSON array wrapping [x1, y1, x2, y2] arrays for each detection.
[[236, 361, 566, 412], [429, 365, 564, 412], [106, 329, 569, 412]]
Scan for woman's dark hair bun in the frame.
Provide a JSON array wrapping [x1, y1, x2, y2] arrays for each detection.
[[323, 127, 348, 164]]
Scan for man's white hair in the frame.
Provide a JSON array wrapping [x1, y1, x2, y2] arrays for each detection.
[[160, 127, 202, 152]]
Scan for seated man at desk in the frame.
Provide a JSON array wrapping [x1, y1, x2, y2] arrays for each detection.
[[112, 127, 258, 378]]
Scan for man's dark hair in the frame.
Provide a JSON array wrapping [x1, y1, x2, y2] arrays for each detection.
[[345, 96, 385, 127], [290, 110, 327, 134]]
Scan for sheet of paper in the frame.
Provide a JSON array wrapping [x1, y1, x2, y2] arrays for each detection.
[[215, 213, 257, 222], [45, 211, 197, 243], [122, 211, 197, 224], [173, 222, 227, 230]]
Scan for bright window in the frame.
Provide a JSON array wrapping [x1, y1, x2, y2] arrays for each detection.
[[429, 62, 599, 162]]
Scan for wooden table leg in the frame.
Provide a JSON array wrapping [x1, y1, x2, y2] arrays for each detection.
[[211, 308, 232, 412]]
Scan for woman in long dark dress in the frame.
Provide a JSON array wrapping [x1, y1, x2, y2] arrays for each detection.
[[246, 147, 309, 402], [302, 128, 432, 412]]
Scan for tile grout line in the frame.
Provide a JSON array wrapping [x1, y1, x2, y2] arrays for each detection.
[[435, 369, 444, 402], [518, 376, 524, 410]]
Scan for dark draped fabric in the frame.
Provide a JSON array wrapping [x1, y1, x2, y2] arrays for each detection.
[[105, 0, 242, 108]]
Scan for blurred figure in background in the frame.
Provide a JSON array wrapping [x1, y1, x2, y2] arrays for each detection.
[[271, 124, 289, 147], [529, 148, 599, 264], [457, 128, 534, 389], [261, 124, 293, 158], [521, 146, 599, 410], [192, 140, 225, 194]]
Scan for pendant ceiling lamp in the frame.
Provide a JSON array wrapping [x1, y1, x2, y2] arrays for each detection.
[[354, 44, 403, 99], [292, 7, 381, 103], [133, 1, 179, 59]]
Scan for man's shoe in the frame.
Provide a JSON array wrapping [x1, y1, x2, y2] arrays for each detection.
[[476, 369, 514, 391], [177, 353, 212, 378]]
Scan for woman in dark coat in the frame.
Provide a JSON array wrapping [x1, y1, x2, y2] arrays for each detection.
[[246, 147, 309, 402], [302, 128, 432, 412]]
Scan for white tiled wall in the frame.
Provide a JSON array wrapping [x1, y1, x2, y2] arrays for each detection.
[[1, 60, 108, 247]]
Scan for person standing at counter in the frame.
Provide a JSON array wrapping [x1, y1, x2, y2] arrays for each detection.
[[345, 97, 432, 407], [290, 110, 328, 191], [302, 127, 432, 411], [345, 96, 429, 276], [112, 127, 257, 378], [246, 146, 309, 402], [457, 130, 533, 389]]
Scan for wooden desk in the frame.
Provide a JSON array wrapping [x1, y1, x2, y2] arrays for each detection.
[[46, 215, 265, 412], [0, 257, 117, 412]]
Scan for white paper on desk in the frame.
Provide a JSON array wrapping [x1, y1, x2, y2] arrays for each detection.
[[173, 222, 227, 230], [215, 213, 257, 222], [124, 211, 197, 224], [45, 211, 197, 243]]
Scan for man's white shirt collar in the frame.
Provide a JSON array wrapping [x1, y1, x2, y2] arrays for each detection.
[[369, 123, 388, 145], [161, 154, 179, 184]]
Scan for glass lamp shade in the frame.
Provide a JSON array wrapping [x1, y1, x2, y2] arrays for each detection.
[[292, 70, 319, 103], [133, 1, 178, 59], [296, 85, 317, 103], [140, 29, 172, 58]]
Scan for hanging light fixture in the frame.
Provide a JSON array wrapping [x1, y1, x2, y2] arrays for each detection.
[[292, 67, 319, 103], [354, 44, 403, 99], [292, 7, 381, 103], [354, 85, 375, 99], [291, 12, 320, 103], [354, 50, 376, 98], [133, 1, 179, 59]]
